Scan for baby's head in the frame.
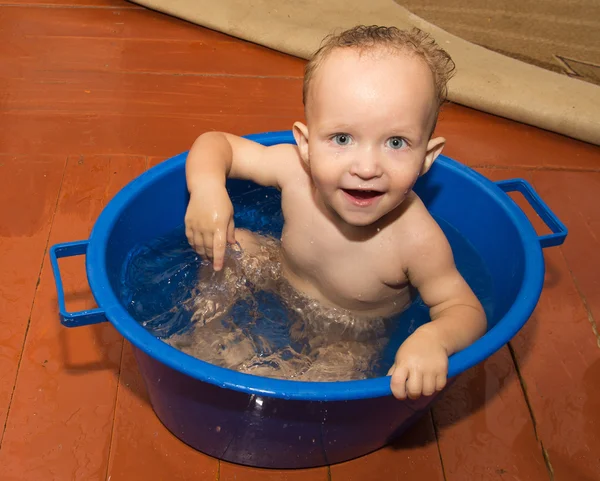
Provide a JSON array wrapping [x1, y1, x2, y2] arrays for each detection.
[[292, 26, 456, 228], [303, 25, 455, 133]]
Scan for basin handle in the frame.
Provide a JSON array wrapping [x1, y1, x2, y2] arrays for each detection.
[[49, 240, 107, 327], [496, 179, 568, 248]]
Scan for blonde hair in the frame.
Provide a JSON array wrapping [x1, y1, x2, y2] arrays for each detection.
[[303, 25, 455, 110]]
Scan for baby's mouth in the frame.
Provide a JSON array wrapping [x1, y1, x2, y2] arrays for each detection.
[[342, 189, 384, 200]]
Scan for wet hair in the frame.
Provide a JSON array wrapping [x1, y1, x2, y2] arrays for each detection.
[[303, 25, 456, 113]]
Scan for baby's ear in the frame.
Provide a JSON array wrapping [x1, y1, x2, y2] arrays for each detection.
[[292, 121, 310, 164], [421, 136, 445, 176]]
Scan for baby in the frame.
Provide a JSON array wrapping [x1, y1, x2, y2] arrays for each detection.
[[182, 25, 487, 399]]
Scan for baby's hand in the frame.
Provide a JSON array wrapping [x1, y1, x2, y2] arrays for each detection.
[[184, 185, 236, 271], [387, 327, 448, 400]]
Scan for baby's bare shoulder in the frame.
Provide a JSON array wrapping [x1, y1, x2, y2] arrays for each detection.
[[384, 195, 455, 287], [395, 192, 434, 225], [393, 193, 448, 254], [264, 143, 309, 188]]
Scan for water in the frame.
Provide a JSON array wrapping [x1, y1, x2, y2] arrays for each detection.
[[120, 186, 494, 381]]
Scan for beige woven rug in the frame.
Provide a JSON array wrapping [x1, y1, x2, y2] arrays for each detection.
[[398, 0, 600, 87], [130, 0, 600, 146]]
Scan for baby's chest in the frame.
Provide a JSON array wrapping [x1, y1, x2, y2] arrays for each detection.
[[281, 211, 408, 299]]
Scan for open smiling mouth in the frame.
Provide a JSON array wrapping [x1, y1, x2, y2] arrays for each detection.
[[342, 189, 384, 205]]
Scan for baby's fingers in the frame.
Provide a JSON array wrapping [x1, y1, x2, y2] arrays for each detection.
[[201, 231, 217, 262], [227, 218, 236, 244], [186, 228, 206, 257], [406, 369, 423, 400], [435, 373, 447, 392], [390, 365, 409, 400], [422, 374, 437, 397], [212, 228, 227, 271], [195, 236, 207, 258]]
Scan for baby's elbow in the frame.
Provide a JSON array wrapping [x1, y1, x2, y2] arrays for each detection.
[[462, 293, 487, 337], [193, 131, 226, 147], [189, 132, 234, 161], [475, 303, 488, 336]]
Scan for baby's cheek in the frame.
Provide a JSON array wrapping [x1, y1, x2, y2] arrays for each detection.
[[410, 169, 422, 185], [312, 166, 338, 190], [391, 168, 416, 189]]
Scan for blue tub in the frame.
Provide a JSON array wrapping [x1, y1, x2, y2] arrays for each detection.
[[50, 131, 566, 468]]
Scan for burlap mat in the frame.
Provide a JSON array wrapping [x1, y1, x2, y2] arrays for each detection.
[[398, 0, 600, 87], [130, 0, 600, 146]]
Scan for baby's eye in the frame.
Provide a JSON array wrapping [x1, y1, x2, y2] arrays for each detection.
[[332, 133, 352, 146], [386, 137, 406, 150]]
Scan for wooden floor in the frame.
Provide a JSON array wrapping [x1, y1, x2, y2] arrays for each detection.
[[1, 1, 599, 480]]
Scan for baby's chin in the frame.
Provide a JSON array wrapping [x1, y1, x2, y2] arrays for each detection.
[[334, 199, 408, 229], [334, 209, 387, 228]]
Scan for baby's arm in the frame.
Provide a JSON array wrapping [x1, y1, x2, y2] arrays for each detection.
[[389, 209, 487, 400], [185, 132, 296, 270]]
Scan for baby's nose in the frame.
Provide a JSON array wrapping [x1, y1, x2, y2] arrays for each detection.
[[351, 150, 382, 178]]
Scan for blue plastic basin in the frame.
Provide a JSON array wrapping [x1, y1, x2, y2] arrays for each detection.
[[50, 131, 567, 468]]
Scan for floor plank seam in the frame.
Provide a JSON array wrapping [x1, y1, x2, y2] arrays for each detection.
[[0, 155, 68, 449], [104, 156, 148, 479], [541, 442, 555, 481], [0, 4, 142, 10], [104, 340, 126, 481], [0, 111, 302, 121], [507, 342, 554, 480], [3, 69, 303, 80], [430, 409, 448, 481], [115, 71, 304, 80]]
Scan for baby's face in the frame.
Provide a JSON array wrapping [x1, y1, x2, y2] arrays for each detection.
[[303, 47, 440, 227]]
